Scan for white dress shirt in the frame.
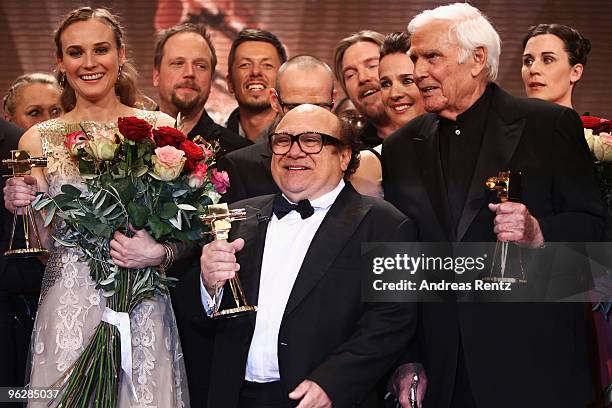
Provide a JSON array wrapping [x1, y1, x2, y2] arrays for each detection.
[[200, 180, 345, 382]]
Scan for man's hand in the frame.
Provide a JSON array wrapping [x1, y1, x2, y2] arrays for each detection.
[[4, 175, 38, 213], [110, 225, 165, 268], [200, 238, 244, 297], [488, 202, 544, 248], [289, 379, 332, 408], [389, 363, 427, 408]]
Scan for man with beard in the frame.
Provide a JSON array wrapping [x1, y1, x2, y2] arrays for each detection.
[[152, 23, 250, 407], [154, 23, 249, 153], [333, 31, 396, 148], [225, 29, 287, 143]]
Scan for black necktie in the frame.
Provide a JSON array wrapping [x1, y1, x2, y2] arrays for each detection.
[[272, 194, 314, 219]]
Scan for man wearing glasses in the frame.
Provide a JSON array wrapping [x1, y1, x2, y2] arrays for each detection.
[[218, 55, 336, 203], [200, 104, 416, 408]]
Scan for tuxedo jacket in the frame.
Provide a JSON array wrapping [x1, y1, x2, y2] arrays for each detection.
[[208, 184, 418, 408], [382, 83, 606, 408], [217, 141, 279, 204], [188, 110, 251, 155], [0, 119, 44, 387]]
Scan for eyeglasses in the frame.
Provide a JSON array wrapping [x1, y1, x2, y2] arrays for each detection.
[[275, 90, 334, 114], [269, 131, 344, 155]]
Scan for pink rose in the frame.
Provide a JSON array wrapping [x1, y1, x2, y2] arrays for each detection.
[[152, 145, 186, 181], [64, 130, 88, 157], [211, 168, 230, 194], [187, 162, 209, 189], [85, 129, 119, 160]]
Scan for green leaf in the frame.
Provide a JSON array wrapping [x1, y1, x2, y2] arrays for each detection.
[[60, 184, 82, 199], [102, 290, 116, 298], [177, 203, 197, 211], [159, 202, 179, 219], [101, 202, 119, 217], [43, 206, 56, 227], [93, 224, 112, 239], [128, 202, 149, 228], [99, 272, 116, 286], [133, 166, 148, 178], [148, 214, 173, 239], [52, 236, 77, 247], [172, 189, 189, 198]]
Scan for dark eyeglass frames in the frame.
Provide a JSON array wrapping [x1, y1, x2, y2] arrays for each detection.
[[269, 131, 345, 155]]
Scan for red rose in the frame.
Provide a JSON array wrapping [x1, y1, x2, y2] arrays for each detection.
[[153, 126, 186, 148], [581, 115, 603, 130], [118, 116, 152, 141], [180, 140, 204, 171]]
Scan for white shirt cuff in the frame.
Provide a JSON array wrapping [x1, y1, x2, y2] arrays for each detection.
[[200, 276, 222, 316]]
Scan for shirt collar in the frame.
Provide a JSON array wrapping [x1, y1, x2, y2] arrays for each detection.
[[283, 179, 345, 210]]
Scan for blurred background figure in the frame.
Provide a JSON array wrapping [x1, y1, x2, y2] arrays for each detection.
[[0, 72, 61, 389], [521, 23, 611, 408], [378, 32, 424, 131], [3, 73, 62, 129]]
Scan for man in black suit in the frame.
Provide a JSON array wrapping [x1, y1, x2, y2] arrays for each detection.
[[219, 55, 336, 203], [153, 23, 250, 154], [200, 105, 417, 408], [153, 23, 250, 407], [383, 4, 605, 408], [0, 118, 44, 387]]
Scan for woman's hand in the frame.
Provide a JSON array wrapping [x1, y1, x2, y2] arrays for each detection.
[[110, 225, 165, 269], [4, 175, 38, 214]]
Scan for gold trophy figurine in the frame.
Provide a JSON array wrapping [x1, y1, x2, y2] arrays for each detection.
[[2, 150, 48, 257], [485, 170, 527, 283], [201, 203, 257, 318]]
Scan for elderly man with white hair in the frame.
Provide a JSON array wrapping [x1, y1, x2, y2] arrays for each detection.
[[383, 3, 604, 408]]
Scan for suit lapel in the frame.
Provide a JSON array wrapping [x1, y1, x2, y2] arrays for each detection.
[[233, 199, 273, 327], [413, 118, 455, 240], [282, 185, 369, 319], [456, 86, 526, 241]]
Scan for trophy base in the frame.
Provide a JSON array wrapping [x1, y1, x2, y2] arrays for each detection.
[[482, 276, 527, 284], [212, 305, 257, 319], [4, 247, 48, 258]]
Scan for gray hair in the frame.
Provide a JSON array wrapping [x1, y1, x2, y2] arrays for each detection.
[[407, 2, 501, 81]]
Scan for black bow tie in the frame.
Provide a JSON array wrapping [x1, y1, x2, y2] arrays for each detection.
[[272, 194, 314, 220]]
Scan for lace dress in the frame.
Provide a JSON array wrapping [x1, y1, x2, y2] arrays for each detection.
[[27, 112, 189, 407]]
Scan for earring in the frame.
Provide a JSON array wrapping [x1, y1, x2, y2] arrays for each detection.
[[59, 72, 66, 87], [117, 65, 123, 80]]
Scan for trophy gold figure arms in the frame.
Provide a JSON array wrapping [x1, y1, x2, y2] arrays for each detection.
[[2, 150, 47, 177]]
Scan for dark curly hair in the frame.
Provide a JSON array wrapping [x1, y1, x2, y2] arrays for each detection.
[[522, 24, 591, 67], [336, 115, 361, 179]]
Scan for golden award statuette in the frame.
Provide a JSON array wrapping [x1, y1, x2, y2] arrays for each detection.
[[485, 170, 527, 283], [201, 203, 257, 318], [2, 150, 48, 257]]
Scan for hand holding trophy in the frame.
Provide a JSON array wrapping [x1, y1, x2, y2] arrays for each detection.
[[201, 203, 257, 318], [2, 150, 47, 257], [485, 171, 527, 283]]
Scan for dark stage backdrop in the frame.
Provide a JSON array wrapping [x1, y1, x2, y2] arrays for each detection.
[[1, 0, 610, 121]]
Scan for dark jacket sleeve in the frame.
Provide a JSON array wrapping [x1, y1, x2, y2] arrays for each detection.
[[537, 107, 606, 242]]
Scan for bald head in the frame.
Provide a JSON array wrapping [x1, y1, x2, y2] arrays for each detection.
[[276, 104, 341, 137], [271, 56, 336, 115]]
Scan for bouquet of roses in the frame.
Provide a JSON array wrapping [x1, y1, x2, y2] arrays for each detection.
[[582, 115, 612, 211], [32, 116, 229, 407]]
